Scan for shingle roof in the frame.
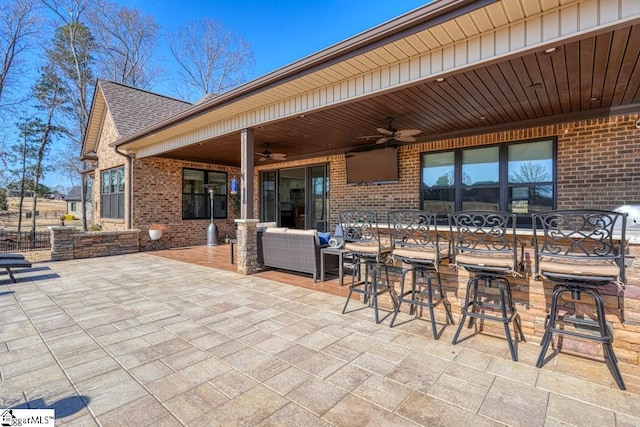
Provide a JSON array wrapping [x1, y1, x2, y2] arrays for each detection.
[[98, 80, 192, 139], [65, 185, 92, 201]]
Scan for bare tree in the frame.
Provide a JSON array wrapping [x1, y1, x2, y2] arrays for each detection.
[[88, 1, 160, 89], [0, 0, 40, 107], [166, 18, 254, 101], [41, 0, 94, 230]]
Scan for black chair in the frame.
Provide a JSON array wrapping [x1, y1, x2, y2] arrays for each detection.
[[449, 210, 525, 361], [533, 209, 627, 390], [340, 210, 396, 324], [388, 210, 454, 338]]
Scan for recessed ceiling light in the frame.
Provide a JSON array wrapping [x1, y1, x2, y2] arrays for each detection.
[[543, 47, 558, 55], [479, 116, 487, 120], [589, 97, 600, 102], [435, 77, 445, 82]]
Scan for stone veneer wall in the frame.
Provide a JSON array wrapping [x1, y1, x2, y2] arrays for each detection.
[[50, 227, 140, 261]]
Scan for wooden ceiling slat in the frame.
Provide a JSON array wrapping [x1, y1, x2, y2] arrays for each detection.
[[536, 53, 563, 116], [509, 57, 545, 118], [484, 64, 529, 121], [589, 31, 614, 110], [562, 41, 582, 112], [578, 36, 595, 111], [470, 68, 523, 122], [613, 25, 640, 105], [550, 48, 571, 114], [455, 73, 513, 123], [496, 60, 539, 120], [520, 54, 554, 117], [600, 28, 629, 107]]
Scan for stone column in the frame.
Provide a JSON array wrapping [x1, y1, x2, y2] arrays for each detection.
[[50, 226, 75, 261], [235, 219, 259, 275]]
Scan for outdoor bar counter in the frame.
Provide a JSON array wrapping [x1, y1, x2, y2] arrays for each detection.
[[428, 235, 640, 365]]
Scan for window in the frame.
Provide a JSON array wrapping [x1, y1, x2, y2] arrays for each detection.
[[421, 139, 555, 225], [70, 202, 77, 212], [101, 167, 125, 219], [182, 168, 228, 220]]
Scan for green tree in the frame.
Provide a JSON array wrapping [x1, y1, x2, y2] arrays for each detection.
[[28, 64, 65, 238], [0, 187, 7, 211]]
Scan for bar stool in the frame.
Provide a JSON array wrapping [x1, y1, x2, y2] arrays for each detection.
[[533, 209, 627, 390], [449, 210, 525, 361], [340, 210, 396, 324], [388, 210, 454, 338]]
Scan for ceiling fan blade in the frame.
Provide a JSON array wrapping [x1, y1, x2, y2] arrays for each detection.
[[357, 135, 384, 140], [376, 136, 390, 144], [376, 127, 394, 135], [270, 153, 287, 160], [395, 136, 417, 143], [258, 156, 267, 161], [395, 129, 422, 138]]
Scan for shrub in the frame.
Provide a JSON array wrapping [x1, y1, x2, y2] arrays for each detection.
[[88, 224, 102, 232], [63, 213, 76, 220]]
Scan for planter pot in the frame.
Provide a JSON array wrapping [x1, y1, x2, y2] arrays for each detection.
[[149, 229, 163, 240]]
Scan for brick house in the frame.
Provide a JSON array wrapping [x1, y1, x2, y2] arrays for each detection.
[[80, 0, 640, 365]]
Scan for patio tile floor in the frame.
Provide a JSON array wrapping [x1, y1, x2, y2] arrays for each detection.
[[2, 250, 640, 426]]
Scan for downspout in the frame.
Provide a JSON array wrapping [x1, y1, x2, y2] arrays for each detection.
[[114, 146, 133, 229]]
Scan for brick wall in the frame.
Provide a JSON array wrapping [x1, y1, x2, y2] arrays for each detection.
[[132, 157, 240, 251], [91, 111, 128, 231], [258, 113, 639, 230]]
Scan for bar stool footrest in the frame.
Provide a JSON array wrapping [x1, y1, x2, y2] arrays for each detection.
[[545, 314, 614, 343]]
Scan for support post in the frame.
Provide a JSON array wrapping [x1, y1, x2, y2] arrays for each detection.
[[240, 128, 254, 219]]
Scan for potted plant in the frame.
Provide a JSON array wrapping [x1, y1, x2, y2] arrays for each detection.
[[148, 224, 165, 240]]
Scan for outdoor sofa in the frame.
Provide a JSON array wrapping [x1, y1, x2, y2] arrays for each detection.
[[257, 227, 330, 281]]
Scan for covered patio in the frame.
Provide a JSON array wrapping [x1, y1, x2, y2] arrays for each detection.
[[2, 251, 640, 425]]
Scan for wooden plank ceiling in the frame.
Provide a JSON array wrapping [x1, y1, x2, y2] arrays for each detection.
[[158, 24, 640, 166]]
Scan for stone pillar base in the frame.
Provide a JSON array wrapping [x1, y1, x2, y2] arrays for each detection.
[[234, 219, 259, 275]]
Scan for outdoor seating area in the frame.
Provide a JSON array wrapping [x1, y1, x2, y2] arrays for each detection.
[[332, 208, 634, 390], [2, 251, 640, 425]]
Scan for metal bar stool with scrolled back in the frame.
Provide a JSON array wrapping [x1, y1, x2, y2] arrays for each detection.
[[533, 209, 627, 390], [340, 210, 396, 324], [449, 210, 525, 361], [388, 210, 454, 338]]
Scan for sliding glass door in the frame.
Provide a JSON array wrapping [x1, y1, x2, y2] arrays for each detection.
[[260, 164, 329, 231]]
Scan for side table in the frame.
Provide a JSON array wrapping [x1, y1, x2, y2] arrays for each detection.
[[321, 247, 347, 285]]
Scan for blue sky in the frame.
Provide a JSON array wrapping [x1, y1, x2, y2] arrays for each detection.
[[39, 1, 430, 188], [127, 0, 430, 84]]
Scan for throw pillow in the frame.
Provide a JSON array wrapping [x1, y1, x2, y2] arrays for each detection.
[[318, 232, 331, 245]]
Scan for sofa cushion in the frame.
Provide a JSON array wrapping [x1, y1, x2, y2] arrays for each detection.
[[264, 227, 288, 233]]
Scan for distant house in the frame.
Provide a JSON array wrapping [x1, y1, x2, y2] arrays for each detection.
[[65, 186, 92, 220]]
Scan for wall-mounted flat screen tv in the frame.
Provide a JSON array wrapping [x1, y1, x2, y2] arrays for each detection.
[[345, 146, 399, 185]]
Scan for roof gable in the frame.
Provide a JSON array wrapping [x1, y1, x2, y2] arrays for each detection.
[[81, 80, 191, 158], [99, 81, 191, 139]]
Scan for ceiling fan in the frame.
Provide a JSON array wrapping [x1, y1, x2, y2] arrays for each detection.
[[358, 118, 422, 144], [257, 143, 287, 161]]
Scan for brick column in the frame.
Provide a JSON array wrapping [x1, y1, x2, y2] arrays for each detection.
[[50, 226, 75, 261], [234, 219, 259, 275]]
